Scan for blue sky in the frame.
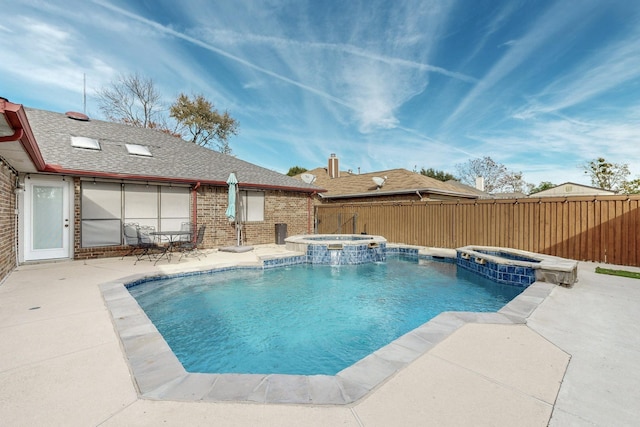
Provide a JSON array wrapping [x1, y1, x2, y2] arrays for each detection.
[[2, 0, 640, 186]]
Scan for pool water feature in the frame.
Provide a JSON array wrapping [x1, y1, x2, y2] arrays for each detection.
[[456, 245, 578, 287], [128, 257, 523, 376], [285, 234, 386, 265]]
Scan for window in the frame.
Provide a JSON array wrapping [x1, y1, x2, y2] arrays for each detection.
[[159, 186, 190, 230], [80, 181, 189, 247], [124, 184, 158, 228], [81, 182, 122, 247], [125, 144, 152, 157], [71, 136, 101, 150], [240, 190, 264, 222]]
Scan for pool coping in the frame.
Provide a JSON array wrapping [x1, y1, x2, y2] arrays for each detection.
[[100, 253, 556, 405]]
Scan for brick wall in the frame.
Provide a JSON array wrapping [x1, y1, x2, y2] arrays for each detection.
[[196, 185, 311, 247], [0, 159, 17, 282]]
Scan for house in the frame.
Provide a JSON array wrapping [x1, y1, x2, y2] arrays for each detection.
[[491, 191, 529, 199], [531, 182, 615, 198], [444, 179, 493, 199], [0, 98, 321, 275], [296, 154, 480, 204]]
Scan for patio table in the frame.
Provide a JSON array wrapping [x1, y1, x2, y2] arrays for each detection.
[[149, 230, 192, 264]]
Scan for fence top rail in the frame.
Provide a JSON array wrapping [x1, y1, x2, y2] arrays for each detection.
[[316, 194, 640, 209]]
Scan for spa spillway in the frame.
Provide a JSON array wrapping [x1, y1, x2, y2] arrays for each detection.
[[285, 234, 387, 265]]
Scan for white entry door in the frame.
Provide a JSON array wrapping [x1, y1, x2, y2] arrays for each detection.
[[24, 177, 71, 261]]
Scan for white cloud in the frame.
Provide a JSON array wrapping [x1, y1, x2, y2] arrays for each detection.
[[513, 29, 640, 119], [443, 0, 603, 129]]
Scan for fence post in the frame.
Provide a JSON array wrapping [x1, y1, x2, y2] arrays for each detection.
[[352, 213, 358, 234], [337, 213, 342, 233]]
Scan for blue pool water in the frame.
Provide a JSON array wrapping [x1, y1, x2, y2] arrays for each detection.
[[129, 257, 524, 375]]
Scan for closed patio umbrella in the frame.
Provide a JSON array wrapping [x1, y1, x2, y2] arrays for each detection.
[[225, 172, 238, 222], [225, 172, 242, 246], [219, 172, 253, 253]]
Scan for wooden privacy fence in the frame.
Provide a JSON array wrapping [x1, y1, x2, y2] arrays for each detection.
[[316, 195, 640, 267]]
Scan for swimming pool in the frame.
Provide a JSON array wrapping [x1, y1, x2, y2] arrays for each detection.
[[128, 256, 523, 376]]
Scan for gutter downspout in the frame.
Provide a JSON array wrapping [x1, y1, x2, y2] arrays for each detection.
[[191, 182, 201, 243], [308, 191, 316, 234]]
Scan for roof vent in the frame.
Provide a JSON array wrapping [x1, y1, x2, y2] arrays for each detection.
[[65, 111, 90, 121]]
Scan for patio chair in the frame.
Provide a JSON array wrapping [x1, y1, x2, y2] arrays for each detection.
[[174, 222, 194, 248], [121, 222, 141, 260], [179, 224, 207, 261], [138, 225, 163, 263], [122, 224, 161, 264]]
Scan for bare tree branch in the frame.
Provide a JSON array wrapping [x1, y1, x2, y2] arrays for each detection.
[[97, 73, 163, 128]]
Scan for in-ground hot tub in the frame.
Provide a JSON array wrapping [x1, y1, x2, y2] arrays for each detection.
[[456, 245, 578, 287], [285, 234, 387, 265]]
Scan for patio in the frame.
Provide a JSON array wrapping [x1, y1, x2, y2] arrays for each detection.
[[1, 246, 639, 426]]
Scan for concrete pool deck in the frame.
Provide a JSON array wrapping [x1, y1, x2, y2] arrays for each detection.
[[1, 246, 639, 426]]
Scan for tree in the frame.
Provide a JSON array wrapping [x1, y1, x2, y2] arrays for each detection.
[[455, 156, 531, 193], [583, 157, 629, 191], [620, 178, 640, 194], [419, 167, 456, 182], [97, 73, 164, 128], [287, 166, 308, 176], [170, 93, 239, 154], [529, 181, 555, 195]]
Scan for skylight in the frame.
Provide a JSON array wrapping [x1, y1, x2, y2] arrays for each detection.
[[71, 136, 101, 150], [125, 144, 152, 157]]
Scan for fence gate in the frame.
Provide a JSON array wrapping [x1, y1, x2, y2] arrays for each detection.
[[315, 211, 358, 234]]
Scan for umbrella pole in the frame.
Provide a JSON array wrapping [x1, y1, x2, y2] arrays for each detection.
[[236, 183, 241, 246]]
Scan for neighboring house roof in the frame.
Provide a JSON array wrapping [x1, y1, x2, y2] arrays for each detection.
[[492, 191, 529, 199], [296, 167, 479, 199], [531, 182, 615, 197], [444, 179, 492, 198], [24, 108, 321, 192]]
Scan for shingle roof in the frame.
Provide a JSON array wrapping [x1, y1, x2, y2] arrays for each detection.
[[296, 167, 479, 199], [444, 179, 493, 198], [25, 108, 320, 192]]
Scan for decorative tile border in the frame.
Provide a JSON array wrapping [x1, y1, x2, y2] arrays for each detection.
[[457, 253, 537, 287], [306, 243, 386, 264]]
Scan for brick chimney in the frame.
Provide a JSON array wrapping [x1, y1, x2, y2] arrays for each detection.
[[328, 153, 340, 179]]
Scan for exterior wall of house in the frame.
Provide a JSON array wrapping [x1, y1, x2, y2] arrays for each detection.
[[72, 183, 312, 260], [197, 186, 311, 246], [0, 158, 17, 282], [73, 178, 129, 260]]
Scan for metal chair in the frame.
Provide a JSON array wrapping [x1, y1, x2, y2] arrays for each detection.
[[138, 225, 163, 264], [122, 223, 161, 264], [179, 224, 207, 261], [174, 222, 194, 247], [121, 222, 141, 260]]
